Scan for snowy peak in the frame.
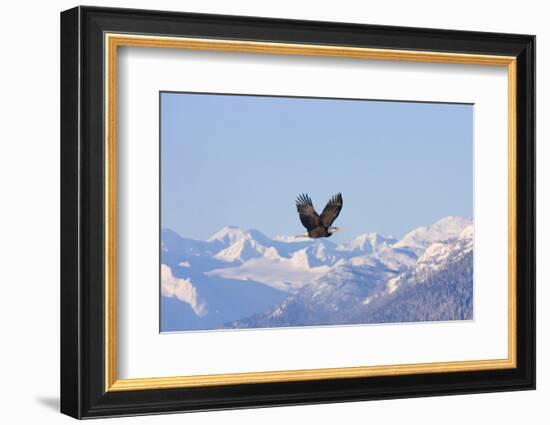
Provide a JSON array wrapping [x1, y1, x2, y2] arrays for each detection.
[[388, 223, 474, 294], [207, 226, 252, 245], [207, 226, 275, 262], [417, 224, 474, 265], [459, 224, 474, 241], [299, 241, 339, 266], [340, 234, 373, 253], [207, 226, 272, 247], [430, 216, 473, 235], [338, 232, 396, 254], [393, 216, 472, 251], [367, 232, 396, 251], [214, 238, 266, 263]]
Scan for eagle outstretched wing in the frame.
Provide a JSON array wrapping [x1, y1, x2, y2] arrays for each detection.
[[295, 193, 321, 231], [320, 193, 343, 227]]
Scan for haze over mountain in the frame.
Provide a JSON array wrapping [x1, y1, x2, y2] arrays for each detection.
[[160, 216, 473, 332]]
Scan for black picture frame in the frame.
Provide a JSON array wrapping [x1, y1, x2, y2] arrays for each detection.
[[61, 5, 535, 419]]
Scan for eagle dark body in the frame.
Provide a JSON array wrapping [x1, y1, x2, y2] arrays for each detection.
[[295, 193, 343, 238]]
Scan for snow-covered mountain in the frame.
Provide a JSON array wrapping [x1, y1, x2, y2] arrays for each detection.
[[393, 216, 472, 252], [337, 233, 397, 255], [161, 216, 473, 331], [213, 238, 264, 263], [161, 264, 207, 316], [207, 248, 332, 292]]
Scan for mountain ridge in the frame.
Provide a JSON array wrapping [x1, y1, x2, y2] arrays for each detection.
[[160, 216, 473, 331]]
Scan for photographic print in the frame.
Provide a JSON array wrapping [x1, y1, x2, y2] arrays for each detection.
[[160, 92, 473, 332], [61, 9, 535, 417]]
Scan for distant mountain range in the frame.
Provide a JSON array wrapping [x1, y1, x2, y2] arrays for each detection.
[[160, 216, 473, 332]]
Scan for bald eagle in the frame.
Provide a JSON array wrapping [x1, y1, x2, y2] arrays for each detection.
[[295, 193, 343, 238]]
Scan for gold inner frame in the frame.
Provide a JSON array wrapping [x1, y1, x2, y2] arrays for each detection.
[[104, 33, 518, 392]]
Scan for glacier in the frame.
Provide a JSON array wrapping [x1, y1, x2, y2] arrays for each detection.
[[160, 216, 473, 332]]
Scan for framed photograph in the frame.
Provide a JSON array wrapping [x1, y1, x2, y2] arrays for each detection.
[[60, 6, 535, 419]]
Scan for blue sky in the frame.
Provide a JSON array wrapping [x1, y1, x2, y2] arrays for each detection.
[[161, 92, 473, 242]]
